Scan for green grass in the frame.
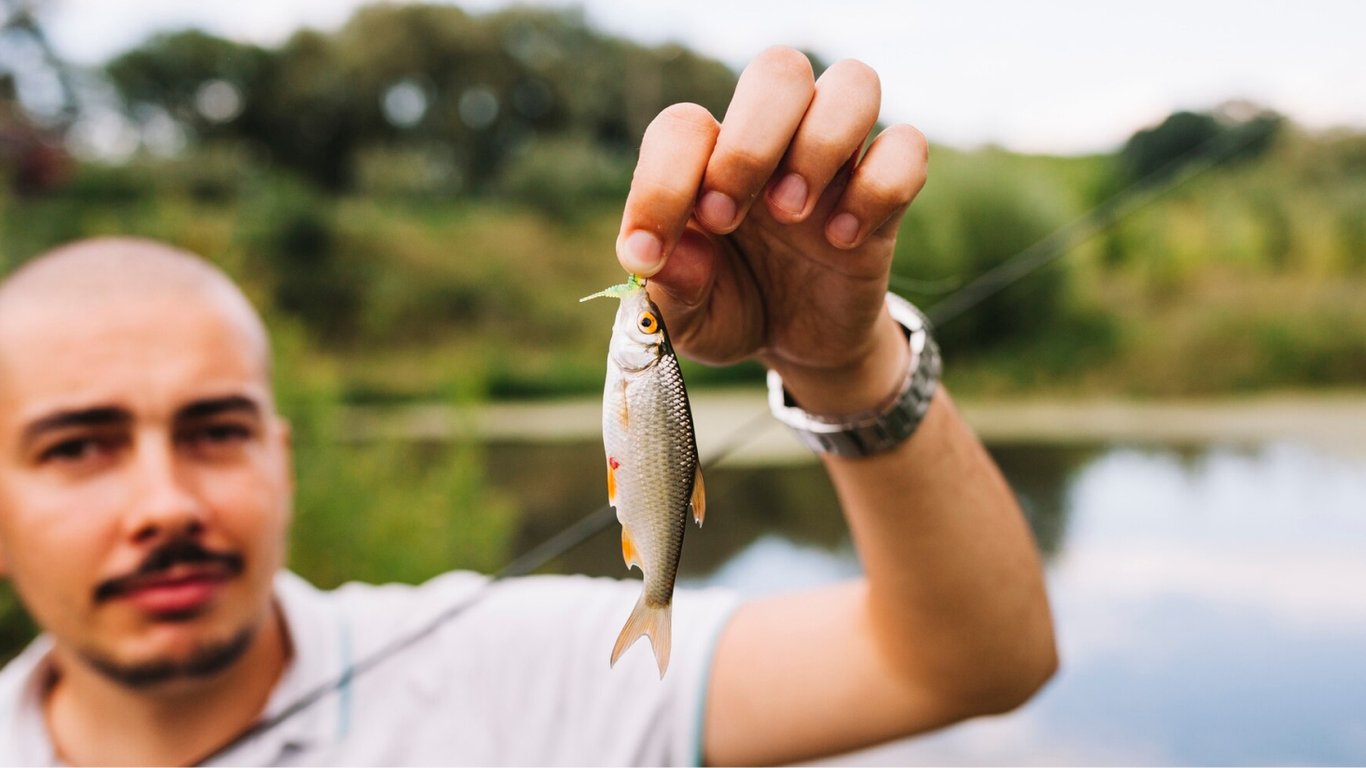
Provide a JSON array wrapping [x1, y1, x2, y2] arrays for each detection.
[[4, 130, 1365, 662]]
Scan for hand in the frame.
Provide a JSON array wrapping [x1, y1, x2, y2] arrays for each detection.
[[616, 46, 929, 415]]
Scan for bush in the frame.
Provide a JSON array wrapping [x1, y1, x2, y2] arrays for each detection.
[[495, 134, 631, 220], [241, 180, 367, 342], [270, 322, 518, 586]]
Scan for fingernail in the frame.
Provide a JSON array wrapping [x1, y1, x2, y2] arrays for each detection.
[[770, 173, 808, 215], [697, 190, 737, 231], [621, 230, 663, 272], [828, 212, 861, 247]]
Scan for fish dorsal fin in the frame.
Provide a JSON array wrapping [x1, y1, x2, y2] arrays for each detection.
[[690, 465, 706, 527]]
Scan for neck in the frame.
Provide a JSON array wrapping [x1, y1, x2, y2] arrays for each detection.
[[44, 604, 289, 767]]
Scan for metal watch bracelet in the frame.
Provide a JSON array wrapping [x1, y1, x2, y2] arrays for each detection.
[[767, 293, 941, 457]]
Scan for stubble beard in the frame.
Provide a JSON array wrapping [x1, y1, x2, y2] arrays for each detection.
[[78, 622, 259, 690]]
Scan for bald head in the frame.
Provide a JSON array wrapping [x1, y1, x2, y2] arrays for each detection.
[[0, 237, 271, 377], [0, 239, 295, 691]]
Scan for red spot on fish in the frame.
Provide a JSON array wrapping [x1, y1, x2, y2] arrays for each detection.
[[609, 456, 620, 469]]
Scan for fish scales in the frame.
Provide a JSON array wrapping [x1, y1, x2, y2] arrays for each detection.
[[581, 274, 704, 678], [605, 349, 696, 606]]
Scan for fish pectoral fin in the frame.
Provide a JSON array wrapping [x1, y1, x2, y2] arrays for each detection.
[[606, 458, 618, 506], [690, 465, 706, 527], [610, 593, 673, 678], [621, 527, 642, 570]]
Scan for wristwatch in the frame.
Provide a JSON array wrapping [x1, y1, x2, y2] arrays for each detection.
[[767, 293, 941, 457]]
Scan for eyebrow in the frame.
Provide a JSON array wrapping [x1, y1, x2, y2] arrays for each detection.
[[20, 406, 131, 451], [18, 396, 265, 452], [175, 395, 263, 422]]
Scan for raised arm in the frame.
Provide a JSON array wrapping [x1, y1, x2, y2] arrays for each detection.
[[616, 46, 1058, 765]]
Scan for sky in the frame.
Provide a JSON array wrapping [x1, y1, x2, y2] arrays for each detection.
[[26, 0, 1366, 154]]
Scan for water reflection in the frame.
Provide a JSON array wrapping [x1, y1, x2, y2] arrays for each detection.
[[485, 439, 1366, 765]]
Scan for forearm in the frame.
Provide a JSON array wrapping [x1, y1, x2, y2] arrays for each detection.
[[778, 316, 1058, 714], [829, 390, 1056, 708]]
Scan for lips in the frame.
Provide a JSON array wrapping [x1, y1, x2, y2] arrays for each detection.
[[94, 539, 246, 620], [99, 562, 235, 619], [114, 563, 236, 617]]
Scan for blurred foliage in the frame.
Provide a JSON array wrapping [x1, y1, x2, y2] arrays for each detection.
[[4, 0, 1366, 662], [1119, 103, 1283, 183], [101, 4, 737, 192], [0, 585, 35, 667], [269, 321, 518, 589]]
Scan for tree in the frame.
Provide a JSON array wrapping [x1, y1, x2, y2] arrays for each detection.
[[96, 2, 741, 194], [1120, 104, 1283, 183]]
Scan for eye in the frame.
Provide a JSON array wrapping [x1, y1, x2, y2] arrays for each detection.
[[637, 311, 659, 334], [198, 424, 251, 444], [40, 438, 107, 465], [35, 433, 126, 471], [179, 421, 255, 458]]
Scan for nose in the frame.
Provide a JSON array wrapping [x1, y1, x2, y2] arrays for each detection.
[[124, 433, 208, 544]]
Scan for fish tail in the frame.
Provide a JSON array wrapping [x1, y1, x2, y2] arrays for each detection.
[[610, 592, 673, 678]]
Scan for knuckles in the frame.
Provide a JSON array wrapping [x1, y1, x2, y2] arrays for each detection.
[[647, 102, 719, 140], [821, 58, 881, 104], [752, 45, 816, 87], [861, 125, 929, 207]]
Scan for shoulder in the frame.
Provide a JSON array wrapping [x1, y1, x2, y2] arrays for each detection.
[[0, 637, 56, 765], [250, 572, 742, 765]]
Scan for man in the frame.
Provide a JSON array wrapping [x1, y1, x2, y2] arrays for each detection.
[[0, 47, 1056, 765]]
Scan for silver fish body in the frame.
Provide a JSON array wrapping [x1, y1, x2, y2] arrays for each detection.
[[598, 281, 704, 678]]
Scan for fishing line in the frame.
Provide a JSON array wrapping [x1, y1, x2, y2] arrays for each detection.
[[922, 124, 1269, 326], [198, 121, 1264, 762], [194, 406, 774, 764]]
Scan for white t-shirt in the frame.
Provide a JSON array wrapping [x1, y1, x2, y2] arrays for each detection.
[[0, 571, 740, 766]]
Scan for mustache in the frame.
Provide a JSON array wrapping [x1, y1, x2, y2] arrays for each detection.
[[94, 538, 245, 604]]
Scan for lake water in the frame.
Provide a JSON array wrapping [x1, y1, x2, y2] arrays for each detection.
[[485, 437, 1366, 766]]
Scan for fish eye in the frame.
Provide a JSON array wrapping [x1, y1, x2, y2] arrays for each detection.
[[637, 311, 659, 333]]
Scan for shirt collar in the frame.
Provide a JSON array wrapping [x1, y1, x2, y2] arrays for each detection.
[[205, 571, 352, 766], [0, 571, 350, 767]]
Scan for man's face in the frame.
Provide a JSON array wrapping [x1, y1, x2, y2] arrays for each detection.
[[0, 288, 292, 684]]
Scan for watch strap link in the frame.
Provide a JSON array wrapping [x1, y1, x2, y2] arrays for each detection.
[[767, 293, 941, 457]]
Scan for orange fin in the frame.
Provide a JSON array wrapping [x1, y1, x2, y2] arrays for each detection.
[[621, 526, 641, 570], [610, 593, 672, 678], [606, 457, 619, 505], [690, 464, 706, 527]]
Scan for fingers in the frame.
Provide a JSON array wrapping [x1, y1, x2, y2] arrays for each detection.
[[764, 59, 881, 223], [618, 103, 719, 276], [824, 123, 929, 249], [696, 46, 816, 234], [698, 48, 915, 251], [619, 47, 929, 278]]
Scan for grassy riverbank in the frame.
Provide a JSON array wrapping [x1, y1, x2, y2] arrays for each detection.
[[342, 389, 1366, 461], [3, 390, 1362, 664], [5, 125, 1365, 404]]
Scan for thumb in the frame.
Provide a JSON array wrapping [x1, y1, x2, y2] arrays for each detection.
[[644, 226, 716, 317]]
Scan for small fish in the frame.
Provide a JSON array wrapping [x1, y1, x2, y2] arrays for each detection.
[[580, 274, 704, 678]]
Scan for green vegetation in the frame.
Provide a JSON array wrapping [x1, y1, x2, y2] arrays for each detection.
[[7, 122, 1361, 401], [2, 2, 1364, 663]]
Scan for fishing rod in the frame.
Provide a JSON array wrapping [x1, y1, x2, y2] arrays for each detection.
[[193, 405, 775, 763], [196, 121, 1262, 762], [912, 119, 1273, 326]]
